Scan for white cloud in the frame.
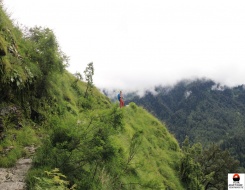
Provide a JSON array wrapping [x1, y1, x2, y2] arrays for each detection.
[[184, 91, 192, 99], [3, 0, 245, 91]]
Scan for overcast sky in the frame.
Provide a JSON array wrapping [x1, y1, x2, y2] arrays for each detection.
[[3, 0, 245, 91]]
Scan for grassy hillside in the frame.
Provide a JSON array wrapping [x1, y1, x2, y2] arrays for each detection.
[[0, 4, 185, 189], [26, 101, 184, 189], [114, 103, 182, 189]]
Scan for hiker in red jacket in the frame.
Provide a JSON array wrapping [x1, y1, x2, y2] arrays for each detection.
[[118, 91, 124, 108]]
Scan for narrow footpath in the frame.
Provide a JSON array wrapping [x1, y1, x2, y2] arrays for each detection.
[[0, 146, 35, 190]]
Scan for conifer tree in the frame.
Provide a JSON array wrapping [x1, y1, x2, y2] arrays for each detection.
[[84, 62, 94, 98]]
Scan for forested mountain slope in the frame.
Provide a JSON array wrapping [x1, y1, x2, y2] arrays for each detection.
[[127, 79, 245, 170]]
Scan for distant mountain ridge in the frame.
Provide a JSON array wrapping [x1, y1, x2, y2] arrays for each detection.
[[126, 79, 245, 169]]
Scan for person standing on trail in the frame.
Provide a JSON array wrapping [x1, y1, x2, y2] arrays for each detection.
[[118, 91, 124, 108]]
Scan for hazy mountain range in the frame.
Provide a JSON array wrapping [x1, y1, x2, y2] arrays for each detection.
[[121, 79, 245, 170]]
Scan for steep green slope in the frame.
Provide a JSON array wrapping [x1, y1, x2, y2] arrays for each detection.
[[27, 102, 184, 189], [114, 103, 183, 189], [0, 4, 185, 189]]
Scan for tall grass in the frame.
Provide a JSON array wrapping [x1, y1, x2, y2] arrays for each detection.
[[110, 103, 184, 189], [0, 125, 40, 167]]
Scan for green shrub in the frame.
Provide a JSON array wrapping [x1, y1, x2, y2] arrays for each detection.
[[34, 168, 76, 190], [129, 102, 137, 111], [0, 35, 7, 56]]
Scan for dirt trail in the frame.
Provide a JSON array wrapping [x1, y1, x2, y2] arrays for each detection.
[[0, 146, 36, 190]]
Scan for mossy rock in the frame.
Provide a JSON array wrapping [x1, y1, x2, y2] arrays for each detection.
[[0, 35, 7, 56]]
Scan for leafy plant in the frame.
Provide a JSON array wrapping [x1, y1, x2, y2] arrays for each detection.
[[34, 168, 76, 190]]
